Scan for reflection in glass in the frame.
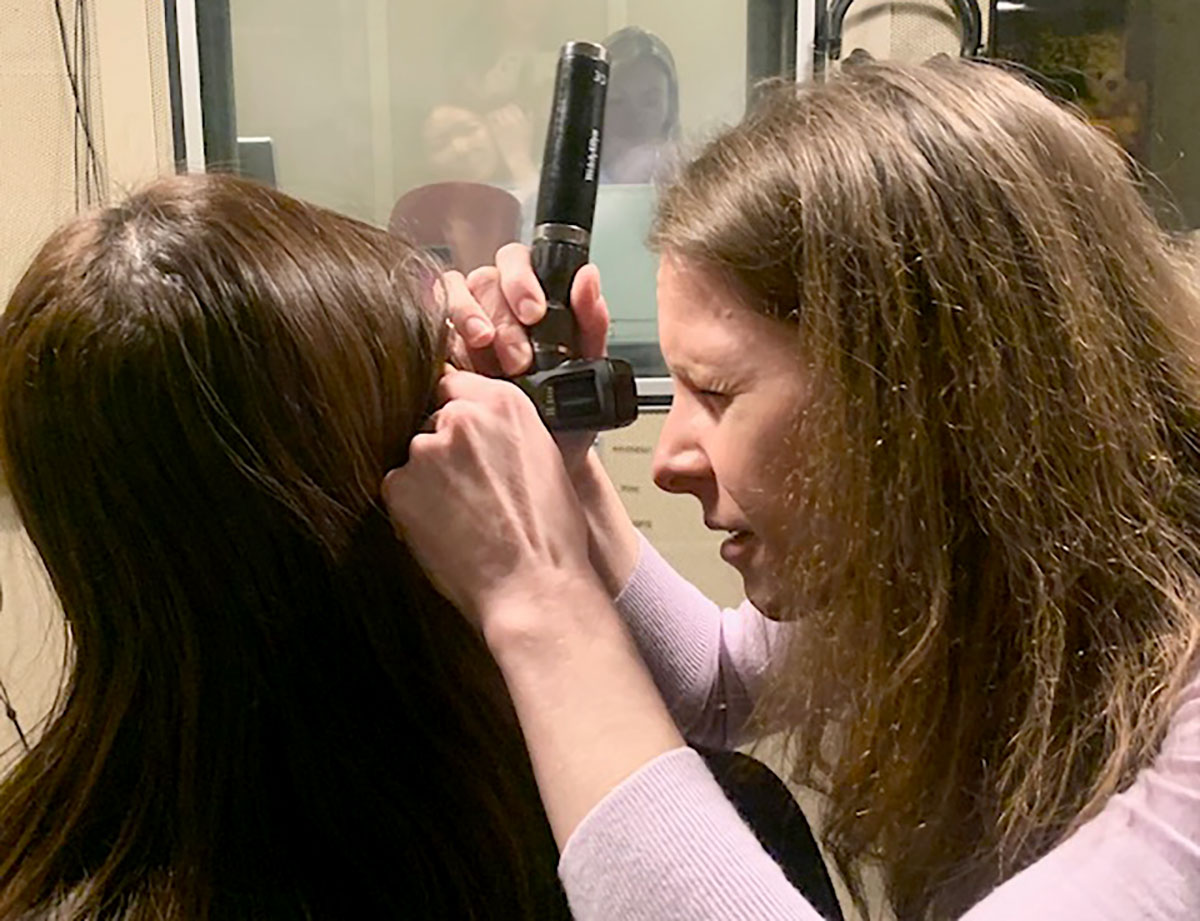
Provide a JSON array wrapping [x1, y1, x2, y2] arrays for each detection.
[[993, 0, 1200, 229], [228, 0, 752, 376], [601, 27, 681, 185]]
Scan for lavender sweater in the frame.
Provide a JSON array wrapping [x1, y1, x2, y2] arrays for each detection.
[[558, 536, 1200, 919]]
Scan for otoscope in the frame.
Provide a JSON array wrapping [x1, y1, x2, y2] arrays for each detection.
[[515, 41, 638, 432]]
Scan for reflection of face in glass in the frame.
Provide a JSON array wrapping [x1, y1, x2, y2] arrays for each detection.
[[422, 106, 498, 182], [606, 56, 673, 148]]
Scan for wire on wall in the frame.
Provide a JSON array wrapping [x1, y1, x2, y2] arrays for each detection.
[[0, 4, 98, 758], [0, 677, 30, 755], [0, 572, 29, 753], [53, 0, 106, 211]]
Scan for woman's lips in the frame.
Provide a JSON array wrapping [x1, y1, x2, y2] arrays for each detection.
[[719, 529, 755, 565]]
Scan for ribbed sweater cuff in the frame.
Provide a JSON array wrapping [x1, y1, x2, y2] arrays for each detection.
[[612, 535, 720, 726]]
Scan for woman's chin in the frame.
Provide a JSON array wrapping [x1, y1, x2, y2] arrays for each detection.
[[744, 578, 789, 619], [722, 538, 785, 617]]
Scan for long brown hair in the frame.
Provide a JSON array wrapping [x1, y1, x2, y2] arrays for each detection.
[[0, 174, 567, 919], [652, 58, 1200, 918]]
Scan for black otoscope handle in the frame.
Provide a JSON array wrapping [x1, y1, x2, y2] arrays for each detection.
[[517, 40, 636, 432], [529, 41, 609, 371]]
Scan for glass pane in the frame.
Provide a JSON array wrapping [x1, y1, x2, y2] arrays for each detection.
[[227, 1, 763, 378], [992, 0, 1200, 232]]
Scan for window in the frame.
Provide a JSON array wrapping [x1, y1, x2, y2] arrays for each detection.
[[205, 0, 785, 379]]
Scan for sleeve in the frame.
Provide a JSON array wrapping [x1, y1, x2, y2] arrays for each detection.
[[559, 747, 827, 921], [559, 661, 1200, 921], [960, 669, 1200, 920], [613, 533, 785, 749]]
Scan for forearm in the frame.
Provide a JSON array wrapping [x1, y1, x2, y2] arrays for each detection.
[[569, 451, 780, 747], [613, 534, 782, 748], [567, 452, 742, 743], [572, 449, 640, 599], [485, 572, 685, 848]]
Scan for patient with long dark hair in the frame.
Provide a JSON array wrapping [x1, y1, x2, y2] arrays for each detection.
[[0, 174, 569, 919]]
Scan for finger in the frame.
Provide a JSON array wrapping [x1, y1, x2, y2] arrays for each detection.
[[447, 331, 475, 372], [444, 316, 478, 372], [435, 370, 537, 425], [496, 243, 546, 326], [435, 367, 514, 406], [381, 465, 425, 535], [570, 264, 610, 359], [441, 270, 495, 348], [382, 463, 413, 510], [381, 465, 401, 499], [420, 410, 437, 434], [462, 345, 504, 378], [448, 335, 504, 377], [467, 267, 533, 375]]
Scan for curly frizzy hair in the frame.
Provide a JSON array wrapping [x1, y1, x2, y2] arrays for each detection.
[[652, 57, 1200, 919]]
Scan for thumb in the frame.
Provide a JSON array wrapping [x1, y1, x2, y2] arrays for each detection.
[[381, 466, 414, 534], [570, 264, 610, 359]]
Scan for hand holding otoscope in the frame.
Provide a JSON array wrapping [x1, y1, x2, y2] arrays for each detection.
[[444, 41, 638, 433]]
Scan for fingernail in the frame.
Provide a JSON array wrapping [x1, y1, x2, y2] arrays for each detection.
[[464, 317, 492, 346]]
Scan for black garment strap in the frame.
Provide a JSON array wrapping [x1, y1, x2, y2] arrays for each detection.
[[696, 746, 844, 921]]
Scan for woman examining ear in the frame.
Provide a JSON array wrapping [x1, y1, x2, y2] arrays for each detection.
[[386, 58, 1200, 920]]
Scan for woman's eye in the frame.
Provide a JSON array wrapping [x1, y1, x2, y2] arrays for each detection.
[[695, 388, 731, 407]]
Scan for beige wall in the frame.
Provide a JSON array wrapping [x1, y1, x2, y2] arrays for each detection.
[[94, 0, 175, 195], [0, 3, 81, 304], [0, 0, 172, 761], [0, 0, 172, 301], [0, 499, 65, 769]]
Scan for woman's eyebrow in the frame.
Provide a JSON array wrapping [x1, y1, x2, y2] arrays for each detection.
[[663, 356, 703, 382]]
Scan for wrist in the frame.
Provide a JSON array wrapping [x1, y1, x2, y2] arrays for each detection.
[[571, 450, 640, 598], [567, 447, 606, 501], [480, 566, 685, 847], [479, 567, 614, 662]]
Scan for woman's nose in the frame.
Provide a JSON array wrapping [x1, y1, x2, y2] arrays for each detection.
[[651, 410, 710, 495]]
